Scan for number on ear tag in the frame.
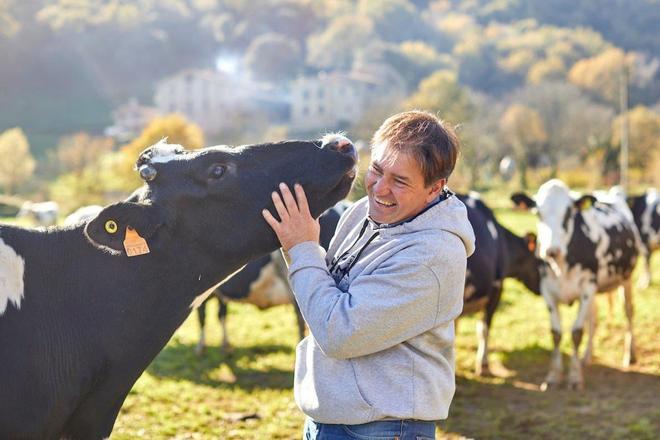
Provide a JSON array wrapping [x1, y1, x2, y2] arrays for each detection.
[[123, 227, 150, 257]]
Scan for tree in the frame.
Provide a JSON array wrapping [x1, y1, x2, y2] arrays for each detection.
[[357, 0, 432, 43], [514, 82, 613, 173], [500, 104, 547, 188], [611, 106, 660, 171], [568, 47, 632, 106], [245, 33, 303, 82], [50, 132, 114, 176], [0, 127, 35, 195], [404, 70, 475, 125], [306, 14, 376, 70], [113, 114, 205, 192]]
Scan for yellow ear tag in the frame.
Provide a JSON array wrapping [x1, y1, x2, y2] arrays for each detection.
[[123, 227, 150, 257], [581, 198, 593, 211]]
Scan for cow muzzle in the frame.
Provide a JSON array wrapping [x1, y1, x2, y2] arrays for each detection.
[[139, 164, 158, 182]]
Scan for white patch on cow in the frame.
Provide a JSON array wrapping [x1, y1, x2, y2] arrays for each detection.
[[321, 132, 350, 147], [465, 197, 476, 208], [148, 139, 185, 164], [242, 262, 291, 309], [534, 179, 573, 259], [0, 237, 26, 315], [487, 220, 498, 240]]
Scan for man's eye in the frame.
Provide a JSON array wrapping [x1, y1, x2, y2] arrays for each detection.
[[209, 164, 226, 179]]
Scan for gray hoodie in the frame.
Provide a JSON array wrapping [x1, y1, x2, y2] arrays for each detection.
[[287, 193, 475, 424]]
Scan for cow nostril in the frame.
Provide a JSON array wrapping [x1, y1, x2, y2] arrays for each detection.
[[139, 164, 157, 182]]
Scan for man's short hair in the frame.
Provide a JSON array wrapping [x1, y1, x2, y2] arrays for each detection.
[[371, 110, 460, 187]]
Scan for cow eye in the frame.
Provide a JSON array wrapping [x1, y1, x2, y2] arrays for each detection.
[[209, 164, 226, 179]]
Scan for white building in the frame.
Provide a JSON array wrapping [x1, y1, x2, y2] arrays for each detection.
[[290, 65, 406, 132], [153, 69, 258, 134], [104, 98, 160, 141]]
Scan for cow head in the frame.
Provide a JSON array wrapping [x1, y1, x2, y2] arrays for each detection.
[[511, 179, 595, 263], [85, 135, 357, 268]]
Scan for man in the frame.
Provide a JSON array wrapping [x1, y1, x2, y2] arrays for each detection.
[[263, 111, 475, 440]]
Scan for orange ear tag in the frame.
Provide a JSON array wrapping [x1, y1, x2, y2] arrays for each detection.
[[123, 227, 150, 257]]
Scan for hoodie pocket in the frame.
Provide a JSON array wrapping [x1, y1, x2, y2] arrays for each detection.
[[295, 338, 375, 424]]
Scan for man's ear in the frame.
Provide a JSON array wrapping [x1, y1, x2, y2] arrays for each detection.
[[426, 178, 446, 202], [511, 192, 536, 210], [84, 202, 166, 254]]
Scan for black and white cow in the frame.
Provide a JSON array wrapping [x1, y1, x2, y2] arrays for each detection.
[[458, 193, 542, 376], [17, 200, 59, 226], [628, 189, 659, 288], [512, 179, 639, 390], [195, 201, 351, 354], [0, 135, 357, 439]]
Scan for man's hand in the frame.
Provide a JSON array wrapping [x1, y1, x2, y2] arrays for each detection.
[[262, 183, 320, 251]]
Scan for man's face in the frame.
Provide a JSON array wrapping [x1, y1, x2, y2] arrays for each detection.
[[365, 144, 443, 225]]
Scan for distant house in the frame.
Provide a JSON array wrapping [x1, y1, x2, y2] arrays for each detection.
[[104, 98, 160, 142], [290, 65, 406, 132], [153, 69, 268, 134]]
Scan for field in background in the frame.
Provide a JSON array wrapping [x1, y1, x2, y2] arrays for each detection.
[[106, 206, 660, 439]]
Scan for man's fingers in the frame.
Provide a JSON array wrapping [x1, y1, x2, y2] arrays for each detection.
[[279, 183, 299, 212], [294, 183, 312, 217], [271, 191, 289, 221], [262, 209, 280, 231]]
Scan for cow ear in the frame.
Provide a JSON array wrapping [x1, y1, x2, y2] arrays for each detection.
[[84, 202, 166, 253], [511, 193, 536, 210], [524, 232, 537, 253], [575, 195, 596, 211]]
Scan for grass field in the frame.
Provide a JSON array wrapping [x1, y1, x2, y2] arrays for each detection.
[[104, 205, 660, 440], [3, 206, 659, 439]]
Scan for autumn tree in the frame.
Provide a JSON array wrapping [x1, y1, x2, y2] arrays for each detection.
[[568, 47, 632, 106], [306, 14, 376, 70], [404, 70, 475, 125], [113, 114, 205, 192], [611, 106, 660, 174], [500, 104, 548, 188], [245, 33, 303, 82], [0, 127, 35, 195]]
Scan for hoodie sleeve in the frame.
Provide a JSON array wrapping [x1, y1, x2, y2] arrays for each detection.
[[287, 235, 466, 360]]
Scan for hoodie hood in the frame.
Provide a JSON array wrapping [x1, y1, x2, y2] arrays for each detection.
[[369, 192, 476, 257]]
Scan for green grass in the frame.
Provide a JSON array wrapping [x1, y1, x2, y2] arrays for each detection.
[[6, 205, 660, 439]]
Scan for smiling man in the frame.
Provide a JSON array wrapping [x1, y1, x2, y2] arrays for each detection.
[[263, 110, 475, 440]]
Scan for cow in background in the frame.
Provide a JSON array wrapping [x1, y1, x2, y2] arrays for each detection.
[[17, 201, 59, 226], [628, 189, 659, 288], [457, 193, 542, 376], [63, 205, 104, 226], [195, 201, 351, 354], [512, 179, 639, 390]]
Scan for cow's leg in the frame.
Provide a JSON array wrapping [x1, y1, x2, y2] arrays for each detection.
[[541, 294, 563, 391], [568, 287, 596, 390], [219, 297, 231, 351], [637, 247, 651, 289], [475, 282, 502, 376], [582, 296, 598, 366], [194, 298, 208, 355], [622, 278, 637, 366]]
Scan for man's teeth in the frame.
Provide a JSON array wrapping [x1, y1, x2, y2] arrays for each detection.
[[376, 198, 395, 207]]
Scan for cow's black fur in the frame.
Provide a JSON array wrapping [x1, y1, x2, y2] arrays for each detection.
[[628, 191, 659, 287], [458, 194, 542, 375], [0, 138, 356, 439], [196, 201, 351, 352]]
